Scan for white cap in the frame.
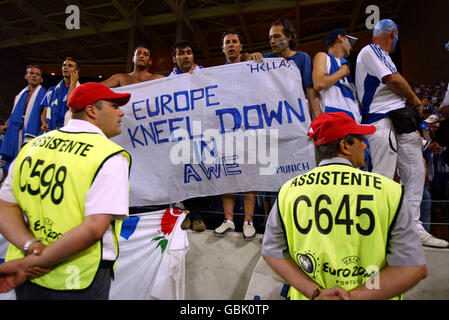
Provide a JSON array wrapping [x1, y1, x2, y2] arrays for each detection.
[[424, 114, 439, 124]]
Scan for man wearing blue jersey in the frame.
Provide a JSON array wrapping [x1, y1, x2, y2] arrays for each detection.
[[313, 29, 361, 123], [40, 58, 80, 132], [263, 19, 320, 119], [355, 19, 448, 247], [0, 65, 47, 174]]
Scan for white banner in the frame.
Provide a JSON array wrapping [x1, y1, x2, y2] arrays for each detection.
[[110, 208, 188, 300], [112, 58, 316, 206]]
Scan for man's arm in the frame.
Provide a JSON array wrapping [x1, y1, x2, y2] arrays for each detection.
[[349, 265, 427, 300], [67, 71, 79, 99], [26, 214, 112, 268], [263, 255, 322, 299], [0, 159, 46, 255], [306, 86, 321, 119], [40, 107, 48, 132], [263, 255, 349, 300], [383, 73, 422, 109], [0, 214, 112, 292], [349, 196, 428, 299], [241, 52, 264, 63], [153, 73, 165, 79], [0, 199, 36, 251], [262, 201, 348, 300], [299, 53, 320, 119], [100, 74, 122, 88], [0, 259, 28, 292], [0, 195, 46, 256], [261, 201, 322, 297], [312, 52, 351, 91]]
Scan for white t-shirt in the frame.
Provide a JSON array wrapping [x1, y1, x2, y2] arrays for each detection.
[[0, 119, 129, 260], [355, 44, 406, 123]]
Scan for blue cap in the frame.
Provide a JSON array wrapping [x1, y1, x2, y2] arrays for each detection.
[[373, 19, 398, 36], [325, 29, 358, 47], [445, 41, 449, 51]]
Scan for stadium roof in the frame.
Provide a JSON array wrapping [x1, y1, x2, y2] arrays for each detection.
[[0, 0, 405, 73]]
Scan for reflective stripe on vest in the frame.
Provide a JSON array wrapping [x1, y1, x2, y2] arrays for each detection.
[[7, 130, 130, 290], [277, 163, 403, 300]]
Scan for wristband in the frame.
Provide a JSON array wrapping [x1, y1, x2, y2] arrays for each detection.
[[23, 238, 42, 255]]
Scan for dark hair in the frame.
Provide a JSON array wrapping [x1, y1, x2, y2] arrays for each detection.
[[271, 18, 296, 49], [171, 40, 194, 57], [221, 29, 243, 44], [26, 64, 43, 75], [316, 134, 359, 160], [134, 44, 151, 56], [325, 38, 338, 49], [64, 57, 80, 71]]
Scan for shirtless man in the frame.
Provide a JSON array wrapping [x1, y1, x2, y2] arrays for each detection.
[[101, 45, 164, 88]]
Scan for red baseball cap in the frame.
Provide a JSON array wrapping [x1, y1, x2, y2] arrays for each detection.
[[68, 82, 131, 112], [307, 112, 376, 146]]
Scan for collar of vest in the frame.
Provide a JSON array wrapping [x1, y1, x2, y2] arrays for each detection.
[[319, 157, 353, 167]]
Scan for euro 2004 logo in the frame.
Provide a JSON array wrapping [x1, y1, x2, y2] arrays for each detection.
[[296, 250, 320, 279]]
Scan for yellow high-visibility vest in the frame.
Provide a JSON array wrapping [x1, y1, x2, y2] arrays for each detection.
[[277, 163, 403, 300], [7, 130, 130, 290]]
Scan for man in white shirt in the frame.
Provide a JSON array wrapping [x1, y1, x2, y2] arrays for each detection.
[[355, 19, 448, 247], [0, 82, 132, 298]]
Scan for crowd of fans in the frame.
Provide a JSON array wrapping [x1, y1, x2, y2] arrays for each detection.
[[414, 81, 449, 236], [0, 14, 448, 300], [0, 23, 447, 242]]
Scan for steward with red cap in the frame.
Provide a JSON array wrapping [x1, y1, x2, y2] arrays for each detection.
[[0, 82, 132, 299], [261, 112, 427, 300]]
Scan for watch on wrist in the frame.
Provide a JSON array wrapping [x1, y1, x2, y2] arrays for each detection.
[[23, 238, 42, 255]]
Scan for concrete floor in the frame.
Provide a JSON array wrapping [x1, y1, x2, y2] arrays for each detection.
[[185, 229, 449, 300]]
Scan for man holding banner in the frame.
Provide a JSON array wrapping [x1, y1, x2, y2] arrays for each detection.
[[170, 40, 203, 76], [263, 19, 321, 120], [101, 45, 164, 88], [215, 29, 257, 240], [169, 40, 207, 233]]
